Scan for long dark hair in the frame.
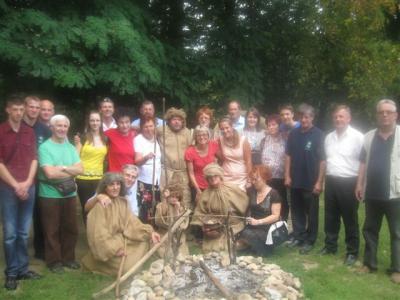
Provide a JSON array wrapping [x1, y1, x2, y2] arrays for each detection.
[[244, 107, 261, 131], [84, 110, 107, 145]]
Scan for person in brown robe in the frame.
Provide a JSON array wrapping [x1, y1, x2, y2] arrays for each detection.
[[157, 107, 192, 210], [155, 183, 190, 258], [81, 172, 160, 276], [191, 163, 249, 253]]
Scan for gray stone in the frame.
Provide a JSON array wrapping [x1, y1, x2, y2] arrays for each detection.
[[136, 292, 148, 300], [247, 263, 259, 271], [131, 279, 147, 287], [147, 273, 162, 287], [237, 293, 253, 300], [150, 260, 164, 275], [129, 286, 144, 296], [239, 261, 247, 268], [153, 286, 164, 297]]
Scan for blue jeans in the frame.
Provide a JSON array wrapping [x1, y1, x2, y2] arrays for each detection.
[[0, 183, 35, 277]]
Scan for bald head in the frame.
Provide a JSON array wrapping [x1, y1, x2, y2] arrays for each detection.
[[40, 99, 55, 125]]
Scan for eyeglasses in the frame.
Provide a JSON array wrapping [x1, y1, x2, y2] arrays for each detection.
[[377, 110, 396, 116]]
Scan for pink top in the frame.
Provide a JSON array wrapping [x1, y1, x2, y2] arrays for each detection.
[[105, 128, 135, 172], [185, 141, 219, 189], [220, 136, 247, 191]]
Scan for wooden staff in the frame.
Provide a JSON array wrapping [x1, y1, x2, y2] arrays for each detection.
[[115, 238, 127, 299], [92, 209, 191, 299], [162, 97, 168, 186], [199, 260, 233, 300], [151, 110, 158, 220]]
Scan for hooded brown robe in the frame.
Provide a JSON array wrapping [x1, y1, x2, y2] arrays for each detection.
[[81, 196, 154, 276], [191, 183, 249, 253]]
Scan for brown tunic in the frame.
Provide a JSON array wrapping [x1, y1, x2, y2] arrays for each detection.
[[81, 196, 153, 276], [155, 201, 189, 257], [157, 126, 192, 209], [191, 183, 249, 253]]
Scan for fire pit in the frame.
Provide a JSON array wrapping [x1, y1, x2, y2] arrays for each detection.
[[121, 252, 303, 300]]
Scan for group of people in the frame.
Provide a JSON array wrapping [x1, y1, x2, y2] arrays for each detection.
[[0, 94, 399, 292]]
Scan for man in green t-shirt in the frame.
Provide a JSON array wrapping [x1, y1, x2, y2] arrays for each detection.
[[38, 114, 83, 273]]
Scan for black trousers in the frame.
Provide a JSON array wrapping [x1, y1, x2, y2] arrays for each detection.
[[324, 176, 359, 255], [363, 199, 400, 272], [269, 178, 288, 221], [76, 179, 100, 224], [291, 188, 319, 245]]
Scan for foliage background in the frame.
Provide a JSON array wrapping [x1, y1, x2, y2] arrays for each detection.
[[0, 0, 399, 128]]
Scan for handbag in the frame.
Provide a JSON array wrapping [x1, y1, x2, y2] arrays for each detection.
[[266, 221, 289, 246], [42, 177, 77, 196]]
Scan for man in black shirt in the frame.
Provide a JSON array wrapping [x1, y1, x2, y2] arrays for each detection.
[[285, 104, 325, 254], [356, 99, 400, 284], [23, 96, 51, 260]]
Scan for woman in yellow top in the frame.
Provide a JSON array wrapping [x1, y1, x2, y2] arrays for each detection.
[[74, 110, 108, 223]]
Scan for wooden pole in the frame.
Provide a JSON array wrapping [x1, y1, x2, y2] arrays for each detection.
[[199, 260, 233, 300], [162, 97, 168, 186], [92, 209, 191, 299]]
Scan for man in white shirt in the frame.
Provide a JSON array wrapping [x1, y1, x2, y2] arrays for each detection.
[[99, 97, 117, 132], [228, 100, 245, 132], [322, 104, 363, 266]]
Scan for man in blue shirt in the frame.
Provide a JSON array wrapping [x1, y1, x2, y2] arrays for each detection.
[[131, 100, 163, 129], [285, 103, 325, 254]]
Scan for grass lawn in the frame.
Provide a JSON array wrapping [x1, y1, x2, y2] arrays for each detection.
[[0, 199, 399, 300]]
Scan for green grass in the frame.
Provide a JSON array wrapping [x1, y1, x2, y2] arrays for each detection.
[[0, 200, 399, 300]]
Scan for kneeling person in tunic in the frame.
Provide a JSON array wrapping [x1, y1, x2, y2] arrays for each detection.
[[155, 184, 190, 258], [191, 163, 249, 253], [82, 172, 160, 276]]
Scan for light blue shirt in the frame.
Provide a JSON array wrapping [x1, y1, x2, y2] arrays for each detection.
[[131, 117, 164, 128]]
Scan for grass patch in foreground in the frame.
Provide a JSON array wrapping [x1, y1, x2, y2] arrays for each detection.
[[0, 199, 399, 299]]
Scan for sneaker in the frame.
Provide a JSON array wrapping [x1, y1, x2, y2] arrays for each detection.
[[319, 247, 336, 255], [63, 261, 81, 270], [17, 270, 42, 280], [4, 276, 17, 290], [299, 243, 314, 255], [390, 272, 400, 284], [49, 263, 64, 274], [286, 239, 303, 248], [344, 254, 358, 266]]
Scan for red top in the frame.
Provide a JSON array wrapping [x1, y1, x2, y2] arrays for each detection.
[[185, 140, 219, 189], [105, 128, 135, 172], [0, 121, 37, 185]]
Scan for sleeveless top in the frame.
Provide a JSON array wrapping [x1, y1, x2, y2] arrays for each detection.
[[77, 142, 107, 180], [220, 135, 247, 191]]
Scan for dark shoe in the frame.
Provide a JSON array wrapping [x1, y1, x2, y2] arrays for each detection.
[[63, 261, 80, 270], [286, 239, 303, 248], [386, 268, 396, 275], [319, 247, 336, 255], [49, 263, 64, 274], [344, 254, 357, 266], [17, 270, 42, 280], [4, 276, 17, 290], [299, 243, 314, 255]]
